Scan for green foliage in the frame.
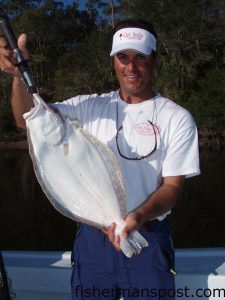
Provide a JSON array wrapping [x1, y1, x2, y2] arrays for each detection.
[[116, 0, 225, 142], [184, 68, 225, 130], [53, 25, 117, 100], [0, 0, 224, 146]]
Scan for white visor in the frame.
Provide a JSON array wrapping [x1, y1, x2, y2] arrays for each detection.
[[110, 27, 157, 56]]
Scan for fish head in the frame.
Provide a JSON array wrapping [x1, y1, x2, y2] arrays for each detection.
[[24, 103, 65, 146], [42, 108, 65, 145]]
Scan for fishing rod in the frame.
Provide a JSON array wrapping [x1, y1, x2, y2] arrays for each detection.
[[0, 14, 49, 108], [0, 14, 38, 95]]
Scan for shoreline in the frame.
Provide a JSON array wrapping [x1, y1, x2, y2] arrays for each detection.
[[0, 139, 224, 150], [0, 140, 28, 150]]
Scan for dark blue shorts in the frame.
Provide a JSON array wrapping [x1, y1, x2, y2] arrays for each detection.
[[71, 219, 175, 300]]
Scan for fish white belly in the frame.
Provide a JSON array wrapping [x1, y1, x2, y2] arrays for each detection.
[[23, 94, 148, 258]]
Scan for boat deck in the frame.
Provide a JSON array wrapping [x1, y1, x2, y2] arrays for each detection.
[[3, 248, 225, 300]]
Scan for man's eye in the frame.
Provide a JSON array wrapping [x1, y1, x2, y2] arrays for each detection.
[[117, 55, 128, 62], [136, 54, 146, 60]]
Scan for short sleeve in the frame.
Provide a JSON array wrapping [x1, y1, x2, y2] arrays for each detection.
[[49, 95, 83, 121], [162, 112, 200, 178]]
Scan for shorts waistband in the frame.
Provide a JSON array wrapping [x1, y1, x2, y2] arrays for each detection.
[[143, 219, 160, 229]]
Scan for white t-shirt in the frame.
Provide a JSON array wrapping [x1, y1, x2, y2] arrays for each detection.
[[52, 91, 200, 220]]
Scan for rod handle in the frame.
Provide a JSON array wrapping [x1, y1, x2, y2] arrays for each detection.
[[0, 15, 38, 94]]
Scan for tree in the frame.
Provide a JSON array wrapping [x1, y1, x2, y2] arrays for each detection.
[[114, 0, 225, 139], [0, 0, 224, 146]]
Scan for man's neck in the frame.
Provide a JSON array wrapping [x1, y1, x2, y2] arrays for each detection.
[[119, 90, 155, 104]]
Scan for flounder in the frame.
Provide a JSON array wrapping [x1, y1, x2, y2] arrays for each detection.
[[23, 94, 148, 258]]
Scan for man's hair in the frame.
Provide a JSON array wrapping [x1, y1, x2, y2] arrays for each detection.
[[113, 19, 157, 41]]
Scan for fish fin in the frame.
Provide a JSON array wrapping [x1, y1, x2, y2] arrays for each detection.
[[120, 238, 136, 258], [128, 230, 149, 250], [80, 128, 127, 218], [120, 230, 149, 258]]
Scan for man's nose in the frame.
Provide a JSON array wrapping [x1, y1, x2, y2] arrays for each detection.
[[127, 60, 136, 71]]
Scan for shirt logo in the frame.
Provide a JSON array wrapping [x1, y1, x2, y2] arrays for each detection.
[[135, 123, 160, 136]]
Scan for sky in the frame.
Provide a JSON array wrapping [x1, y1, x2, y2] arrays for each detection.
[[62, 0, 86, 9], [62, 0, 76, 5]]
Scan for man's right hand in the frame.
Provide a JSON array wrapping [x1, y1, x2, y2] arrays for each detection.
[[0, 33, 29, 77], [0, 33, 33, 129]]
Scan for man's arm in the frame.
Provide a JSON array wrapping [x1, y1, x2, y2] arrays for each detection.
[[131, 175, 185, 225], [11, 76, 33, 128], [107, 175, 185, 251], [0, 33, 33, 129]]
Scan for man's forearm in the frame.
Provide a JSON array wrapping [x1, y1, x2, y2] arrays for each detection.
[[135, 176, 185, 223], [11, 77, 34, 129], [112, 176, 185, 249]]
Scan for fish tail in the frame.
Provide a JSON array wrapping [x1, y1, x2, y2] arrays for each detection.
[[120, 230, 149, 258]]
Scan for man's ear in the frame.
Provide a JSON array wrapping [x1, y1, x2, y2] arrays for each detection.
[[111, 56, 116, 76], [111, 56, 114, 68]]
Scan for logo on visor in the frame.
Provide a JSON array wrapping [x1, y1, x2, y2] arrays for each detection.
[[119, 32, 144, 41]]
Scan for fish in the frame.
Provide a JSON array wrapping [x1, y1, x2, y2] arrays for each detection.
[[23, 93, 149, 258]]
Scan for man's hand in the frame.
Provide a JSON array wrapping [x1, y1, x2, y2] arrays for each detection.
[[0, 33, 29, 76], [121, 211, 144, 239], [102, 175, 184, 251], [103, 222, 121, 251], [0, 32, 33, 128], [103, 212, 144, 252]]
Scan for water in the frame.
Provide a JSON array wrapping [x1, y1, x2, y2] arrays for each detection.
[[171, 148, 225, 248], [0, 148, 224, 251], [0, 150, 77, 251]]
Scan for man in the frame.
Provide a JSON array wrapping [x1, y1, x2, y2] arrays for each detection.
[[0, 20, 200, 299]]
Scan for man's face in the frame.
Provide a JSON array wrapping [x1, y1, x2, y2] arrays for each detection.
[[113, 50, 155, 101]]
